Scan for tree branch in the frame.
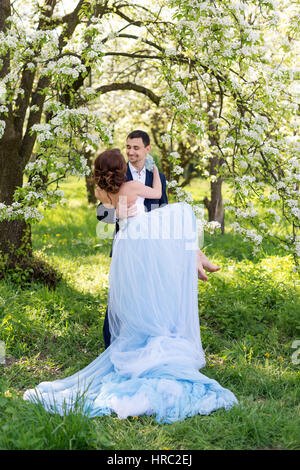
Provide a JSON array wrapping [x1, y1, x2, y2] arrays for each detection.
[[19, 76, 51, 165], [112, 34, 164, 52], [58, 0, 86, 49], [96, 81, 161, 105], [104, 51, 163, 61]]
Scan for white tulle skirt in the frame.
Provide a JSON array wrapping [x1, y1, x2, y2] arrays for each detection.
[[23, 203, 237, 423]]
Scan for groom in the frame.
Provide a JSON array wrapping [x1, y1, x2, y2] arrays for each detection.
[[96, 130, 168, 349], [95, 129, 220, 349]]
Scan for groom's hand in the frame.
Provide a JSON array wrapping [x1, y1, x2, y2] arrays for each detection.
[[116, 202, 137, 219]]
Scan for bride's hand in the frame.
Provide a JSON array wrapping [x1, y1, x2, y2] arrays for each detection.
[[153, 164, 159, 174]]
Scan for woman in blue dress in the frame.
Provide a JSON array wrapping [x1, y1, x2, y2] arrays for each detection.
[[23, 148, 237, 423]]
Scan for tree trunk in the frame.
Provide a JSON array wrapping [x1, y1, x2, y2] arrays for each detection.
[[0, 136, 32, 263], [84, 149, 97, 204], [204, 174, 225, 234], [204, 88, 225, 233], [160, 149, 171, 182], [85, 174, 97, 204]]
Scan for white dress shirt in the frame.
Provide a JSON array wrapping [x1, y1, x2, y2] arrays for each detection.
[[129, 162, 146, 185], [128, 163, 146, 215]]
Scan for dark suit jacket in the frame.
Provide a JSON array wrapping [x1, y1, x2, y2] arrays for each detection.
[[96, 164, 168, 249]]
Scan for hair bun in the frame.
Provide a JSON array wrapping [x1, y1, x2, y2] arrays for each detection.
[[94, 149, 127, 194]]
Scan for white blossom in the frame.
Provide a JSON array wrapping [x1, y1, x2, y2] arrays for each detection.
[[173, 165, 184, 175], [161, 133, 171, 144], [165, 47, 177, 56], [167, 180, 178, 189], [268, 192, 281, 202], [0, 81, 7, 101]]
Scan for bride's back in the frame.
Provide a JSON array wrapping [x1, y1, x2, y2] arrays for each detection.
[[115, 182, 145, 217]]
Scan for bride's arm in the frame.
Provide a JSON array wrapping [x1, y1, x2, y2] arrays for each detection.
[[133, 165, 162, 199]]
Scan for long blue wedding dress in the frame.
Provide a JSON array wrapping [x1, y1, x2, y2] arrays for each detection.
[[23, 202, 237, 423]]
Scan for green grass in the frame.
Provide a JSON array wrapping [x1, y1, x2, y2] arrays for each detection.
[[0, 176, 299, 450]]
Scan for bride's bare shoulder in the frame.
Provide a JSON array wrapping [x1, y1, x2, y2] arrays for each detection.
[[119, 180, 138, 192], [118, 181, 139, 205]]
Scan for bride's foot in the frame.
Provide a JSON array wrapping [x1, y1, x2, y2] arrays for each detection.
[[197, 250, 221, 281], [198, 250, 221, 273], [198, 263, 208, 282]]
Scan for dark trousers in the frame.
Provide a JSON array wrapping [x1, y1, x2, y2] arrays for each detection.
[[103, 307, 111, 349]]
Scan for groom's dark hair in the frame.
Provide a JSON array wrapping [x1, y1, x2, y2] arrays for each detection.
[[127, 130, 150, 147]]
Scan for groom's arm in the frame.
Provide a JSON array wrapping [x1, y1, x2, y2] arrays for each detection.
[[145, 171, 168, 212]]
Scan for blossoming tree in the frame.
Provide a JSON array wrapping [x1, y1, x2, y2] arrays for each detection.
[[0, 0, 169, 270], [162, 0, 299, 264]]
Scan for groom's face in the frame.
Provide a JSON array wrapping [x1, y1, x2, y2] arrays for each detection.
[[126, 137, 151, 167]]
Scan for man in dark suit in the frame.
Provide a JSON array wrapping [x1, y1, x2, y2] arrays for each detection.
[[96, 130, 168, 349]]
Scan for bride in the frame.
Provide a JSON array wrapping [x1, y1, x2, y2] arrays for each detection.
[[23, 148, 237, 424]]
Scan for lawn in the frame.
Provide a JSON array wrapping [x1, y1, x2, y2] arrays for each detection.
[[0, 177, 299, 450]]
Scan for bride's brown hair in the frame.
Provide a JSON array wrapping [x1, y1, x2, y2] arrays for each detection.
[[94, 148, 127, 194]]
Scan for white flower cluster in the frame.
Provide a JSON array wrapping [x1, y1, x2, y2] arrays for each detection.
[[170, 151, 180, 161], [161, 133, 171, 144], [234, 207, 259, 219], [162, 90, 177, 106], [173, 81, 188, 98], [268, 192, 281, 202], [167, 180, 178, 189], [91, 38, 104, 53], [41, 56, 87, 80], [204, 220, 221, 234], [176, 188, 193, 203], [191, 119, 205, 132], [165, 47, 177, 56], [83, 87, 96, 97], [231, 222, 263, 248], [0, 201, 44, 223], [31, 123, 53, 143], [173, 165, 184, 175], [295, 238, 300, 258], [193, 204, 205, 218], [286, 199, 300, 220], [0, 81, 6, 101], [85, 18, 105, 35], [69, 156, 91, 177]]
